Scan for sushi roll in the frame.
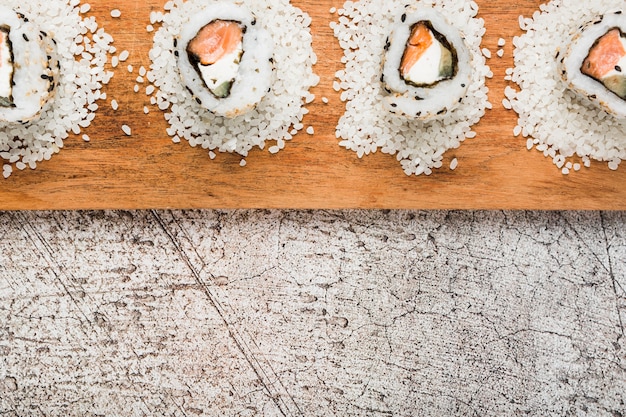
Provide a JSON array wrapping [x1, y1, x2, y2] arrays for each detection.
[[381, 7, 472, 120], [176, 2, 274, 118], [562, 10, 626, 119], [0, 6, 57, 123], [147, 0, 319, 159]]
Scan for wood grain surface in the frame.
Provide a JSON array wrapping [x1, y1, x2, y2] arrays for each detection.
[[0, 0, 624, 210]]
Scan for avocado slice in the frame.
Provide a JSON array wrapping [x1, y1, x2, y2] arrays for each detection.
[[602, 75, 626, 100]]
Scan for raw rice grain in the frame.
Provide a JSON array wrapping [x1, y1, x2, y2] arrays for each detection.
[[507, 0, 626, 172], [332, 0, 490, 176], [0, 0, 114, 178], [146, 0, 319, 158]]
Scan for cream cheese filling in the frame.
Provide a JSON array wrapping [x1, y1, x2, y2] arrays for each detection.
[[198, 43, 242, 95], [404, 37, 443, 86]]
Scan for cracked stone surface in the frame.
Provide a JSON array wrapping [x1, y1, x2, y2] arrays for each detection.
[[0, 210, 625, 416]]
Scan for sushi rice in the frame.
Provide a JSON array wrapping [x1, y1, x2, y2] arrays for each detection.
[[506, 0, 626, 173], [0, 0, 114, 178], [147, 0, 319, 158], [332, 0, 490, 176], [0, 6, 58, 123]]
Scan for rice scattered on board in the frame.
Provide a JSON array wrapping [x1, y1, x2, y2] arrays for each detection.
[[332, 0, 490, 176], [146, 0, 319, 158], [0, 0, 114, 178], [506, 0, 626, 173], [110, 9, 121, 18]]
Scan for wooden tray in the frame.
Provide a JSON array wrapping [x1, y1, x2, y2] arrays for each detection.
[[1, 0, 623, 210]]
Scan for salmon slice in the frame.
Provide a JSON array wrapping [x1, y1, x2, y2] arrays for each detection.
[[187, 20, 243, 66], [400, 22, 433, 78], [582, 28, 626, 80]]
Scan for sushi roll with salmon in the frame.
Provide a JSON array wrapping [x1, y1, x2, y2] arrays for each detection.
[[562, 10, 626, 118], [381, 7, 472, 120], [176, 2, 274, 118], [0, 6, 57, 123]]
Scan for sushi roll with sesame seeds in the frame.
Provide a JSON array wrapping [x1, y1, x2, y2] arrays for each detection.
[[0, 6, 57, 123], [381, 7, 472, 120], [561, 10, 626, 119], [176, 2, 274, 118]]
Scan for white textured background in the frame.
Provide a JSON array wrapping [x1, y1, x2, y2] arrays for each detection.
[[0, 210, 625, 416]]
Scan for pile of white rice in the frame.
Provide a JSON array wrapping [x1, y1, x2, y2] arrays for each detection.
[[331, 0, 491, 176], [146, 0, 320, 160], [0, 0, 114, 178], [505, 0, 626, 174]]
